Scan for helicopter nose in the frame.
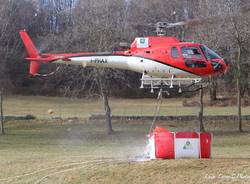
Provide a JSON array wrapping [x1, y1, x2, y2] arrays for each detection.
[[222, 58, 230, 73], [211, 58, 229, 74], [224, 58, 231, 66]]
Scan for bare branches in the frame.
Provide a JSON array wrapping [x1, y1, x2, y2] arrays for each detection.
[[0, 0, 249, 100]]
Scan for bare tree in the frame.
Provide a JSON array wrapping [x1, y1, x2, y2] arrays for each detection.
[[38, 0, 130, 134], [226, 5, 250, 132], [95, 69, 114, 134], [231, 17, 244, 132]]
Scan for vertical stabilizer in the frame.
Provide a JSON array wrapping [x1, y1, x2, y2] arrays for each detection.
[[19, 30, 40, 75]]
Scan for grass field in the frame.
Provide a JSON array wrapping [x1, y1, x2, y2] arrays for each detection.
[[3, 95, 250, 118], [0, 119, 250, 184], [1, 95, 250, 184]]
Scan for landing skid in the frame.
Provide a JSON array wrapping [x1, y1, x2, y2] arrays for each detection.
[[140, 74, 202, 93]]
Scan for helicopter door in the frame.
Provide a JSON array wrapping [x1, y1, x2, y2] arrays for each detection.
[[169, 47, 181, 74], [181, 47, 207, 68]]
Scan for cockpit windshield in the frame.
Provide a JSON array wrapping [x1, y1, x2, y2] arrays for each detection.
[[200, 45, 221, 60]]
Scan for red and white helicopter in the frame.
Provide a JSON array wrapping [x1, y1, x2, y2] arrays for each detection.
[[19, 20, 229, 93]]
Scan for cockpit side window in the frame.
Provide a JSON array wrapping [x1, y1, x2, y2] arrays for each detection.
[[181, 47, 202, 59], [171, 47, 179, 58]]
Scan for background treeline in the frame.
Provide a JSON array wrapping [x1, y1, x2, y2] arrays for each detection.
[[0, 0, 249, 99]]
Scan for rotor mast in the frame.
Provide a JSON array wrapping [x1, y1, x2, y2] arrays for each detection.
[[155, 22, 183, 36]]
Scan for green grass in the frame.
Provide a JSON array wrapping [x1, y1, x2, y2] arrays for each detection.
[[0, 120, 250, 184], [1, 95, 250, 183], [3, 95, 250, 118]]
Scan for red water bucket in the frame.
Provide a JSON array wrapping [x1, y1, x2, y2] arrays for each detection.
[[150, 126, 212, 159], [154, 127, 174, 159]]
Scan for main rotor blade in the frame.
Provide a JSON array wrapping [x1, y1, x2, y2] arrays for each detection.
[[165, 10, 250, 29], [166, 19, 202, 28]]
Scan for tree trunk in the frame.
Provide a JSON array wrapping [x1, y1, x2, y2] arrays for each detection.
[[237, 76, 242, 132], [102, 90, 113, 135], [198, 86, 205, 132], [236, 47, 242, 132], [209, 77, 217, 104], [0, 91, 4, 135], [232, 20, 243, 132], [96, 69, 114, 135]]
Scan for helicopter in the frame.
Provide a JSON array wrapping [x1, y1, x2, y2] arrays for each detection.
[[19, 19, 229, 93]]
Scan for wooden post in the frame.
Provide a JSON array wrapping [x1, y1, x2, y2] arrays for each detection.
[[0, 90, 4, 134], [199, 85, 205, 132]]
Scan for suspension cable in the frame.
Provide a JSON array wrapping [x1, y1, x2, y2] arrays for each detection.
[[148, 88, 163, 134]]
